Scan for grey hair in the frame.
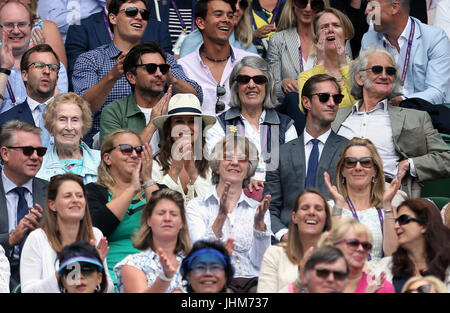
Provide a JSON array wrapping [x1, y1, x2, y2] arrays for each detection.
[[229, 56, 277, 109], [350, 45, 403, 100], [209, 134, 259, 188], [0, 120, 41, 147]]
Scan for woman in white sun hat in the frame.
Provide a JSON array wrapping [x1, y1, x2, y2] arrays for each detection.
[[151, 93, 216, 205]]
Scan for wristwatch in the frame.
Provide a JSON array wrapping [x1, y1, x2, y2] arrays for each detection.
[[0, 68, 11, 76], [142, 179, 156, 189]]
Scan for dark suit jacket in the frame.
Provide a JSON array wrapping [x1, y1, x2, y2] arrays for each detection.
[[65, 11, 173, 90], [263, 131, 348, 236], [0, 100, 34, 132]]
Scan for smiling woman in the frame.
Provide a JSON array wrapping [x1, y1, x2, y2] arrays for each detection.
[[36, 92, 101, 184]]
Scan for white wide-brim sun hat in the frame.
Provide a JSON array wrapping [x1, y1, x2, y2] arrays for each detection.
[[152, 93, 217, 130]]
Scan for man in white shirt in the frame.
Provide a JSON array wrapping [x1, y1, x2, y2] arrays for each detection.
[[0, 44, 59, 148], [264, 74, 348, 243], [332, 45, 450, 198]]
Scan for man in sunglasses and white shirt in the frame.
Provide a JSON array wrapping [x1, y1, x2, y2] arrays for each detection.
[[0, 120, 48, 292], [332, 46, 450, 198]]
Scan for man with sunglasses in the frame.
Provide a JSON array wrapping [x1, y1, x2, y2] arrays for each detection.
[[0, 44, 60, 148], [0, 120, 48, 291], [362, 0, 450, 105], [100, 41, 175, 154], [332, 46, 450, 198], [265, 74, 348, 243], [178, 0, 258, 116], [72, 0, 202, 148]]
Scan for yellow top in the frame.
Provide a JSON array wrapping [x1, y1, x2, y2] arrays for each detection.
[[297, 64, 356, 114]]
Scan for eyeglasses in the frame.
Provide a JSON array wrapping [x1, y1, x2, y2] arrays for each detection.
[[315, 268, 348, 281], [236, 75, 268, 85], [216, 85, 226, 113], [61, 262, 100, 278], [404, 284, 434, 293], [119, 7, 150, 20], [311, 93, 344, 104], [362, 65, 397, 76], [135, 63, 170, 75], [27, 62, 60, 73], [294, 0, 324, 11], [343, 157, 374, 168], [7, 146, 47, 157], [335, 238, 373, 252], [395, 214, 425, 226], [0, 22, 31, 31], [191, 263, 225, 275], [109, 144, 143, 156]]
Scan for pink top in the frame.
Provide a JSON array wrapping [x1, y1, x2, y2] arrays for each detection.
[[355, 272, 395, 293]]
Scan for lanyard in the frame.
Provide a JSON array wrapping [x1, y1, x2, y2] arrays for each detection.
[[383, 17, 415, 86], [6, 81, 16, 105], [346, 197, 384, 260], [250, 0, 282, 28], [298, 45, 304, 73], [102, 9, 114, 40], [170, 0, 189, 31], [235, 119, 269, 156]]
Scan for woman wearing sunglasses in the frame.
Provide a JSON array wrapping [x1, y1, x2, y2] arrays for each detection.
[[401, 275, 448, 294], [297, 7, 355, 114], [57, 240, 108, 293], [373, 198, 450, 292], [151, 93, 216, 205], [20, 173, 114, 293], [114, 189, 190, 293], [324, 138, 401, 262], [206, 56, 297, 200], [318, 217, 395, 293], [36, 92, 100, 184], [85, 129, 163, 287], [257, 188, 331, 292]]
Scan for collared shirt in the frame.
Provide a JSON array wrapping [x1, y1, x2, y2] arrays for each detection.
[[73, 42, 203, 146], [186, 186, 272, 278], [0, 62, 68, 114], [205, 110, 298, 181], [337, 99, 417, 179], [178, 45, 258, 116], [27, 96, 54, 148], [303, 128, 331, 174]]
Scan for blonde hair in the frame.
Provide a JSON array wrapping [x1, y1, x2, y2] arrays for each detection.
[[0, 0, 33, 22], [44, 92, 92, 137], [277, 0, 329, 31], [401, 275, 448, 293], [132, 189, 191, 255], [334, 138, 385, 209], [234, 0, 253, 48], [317, 217, 373, 248], [312, 7, 354, 44]]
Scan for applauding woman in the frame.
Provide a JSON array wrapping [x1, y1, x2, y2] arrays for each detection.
[[114, 189, 191, 293], [187, 134, 272, 293]]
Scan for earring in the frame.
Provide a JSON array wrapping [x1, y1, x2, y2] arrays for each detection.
[[96, 284, 101, 292], [341, 177, 346, 184], [372, 177, 377, 184]]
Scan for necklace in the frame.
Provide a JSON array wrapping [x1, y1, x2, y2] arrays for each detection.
[[203, 53, 230, 62]]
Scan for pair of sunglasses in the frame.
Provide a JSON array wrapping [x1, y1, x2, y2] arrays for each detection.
[[335, 238, 373, 252], [404, 284, 434, 293], [120, 6, 150, 20], [395, 214, 425, 226], [294, 0, 324, 11], [236, 75, 268, 85], [343, 157, 374, 169], [216, 85, 226, 113], [61, 262, 101, 278], [315, 268, 348, 281], [191, 263, 225, 275], [136, 63, 170, 75], [311, 93, 344, 104], [110, 144, 143, 156], [7, 146, 47, 157], [362, 65, 397, 76]]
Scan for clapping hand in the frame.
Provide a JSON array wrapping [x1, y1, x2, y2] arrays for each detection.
[[365, 271, 386, 293], [324, 171, 346, 208], [31, 28, 45, 45], [90, 237, 109, 262], [254, 194, 271, 231], [158, 248, 178, 280]]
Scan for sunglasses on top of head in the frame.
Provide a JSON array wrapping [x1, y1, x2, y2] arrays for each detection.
[[362, 65, 397, 76], [7, 146, 47, 157], [120, 7, 150, 20], [311, 93, 344, 104], [294, 0, 324, 11], [236, 75, 268, 85], [395, 214, 425, 226], [136, 63, 170, 75], [343, 157, 374, 168], [109, 144, 143, 156]]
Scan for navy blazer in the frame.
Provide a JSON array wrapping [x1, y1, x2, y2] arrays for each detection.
[[65, 11, 173, 91], [0, 100, 35, 132]]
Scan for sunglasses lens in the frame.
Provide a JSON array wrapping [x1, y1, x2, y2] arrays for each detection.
[[359, 157, 374, 168], [396, 214, 409, 225], [145, 63, 158, 74], [417, 284, 432, 293], [236, 75, 251, 84], [36, 147, 47, 157], [371, 66, 383, 74], [125, 7, 139, 17], [135, 145, 143, 155], [119, 144, 134, 155], [346, 239, 360, 249], [317, 93, 330, 103], [140, 9, 150, 20], [295, 0, 308, 8], [239, 0, 249, 9], [386, 66, 396, 76], [217, 86, 226, 97], [361, 242, 372, 251], [333, 271, 348, 281], [316, 269, 330, 279], [332, 94, 344, 104], [22, 146, 34, 156], [311, 0, 324, 11], [159, 64, 170, 75], [253, 75, 268, 84], [344, 157, 357, 168], [216, 101, 225, 113]]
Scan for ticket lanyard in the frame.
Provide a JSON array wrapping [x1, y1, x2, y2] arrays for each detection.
[[298, 45, 304, 73], [383, 17, 415, 86], [346, 197, 384, 260], [102, 9, 114, 40], [250, 0, 282, 28], [170, 0, 189, 32], [6, 81, 16, 105]]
